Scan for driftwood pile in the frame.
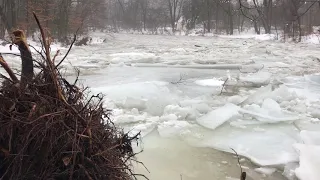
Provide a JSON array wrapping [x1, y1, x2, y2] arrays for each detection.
[[0, 13, 141, 180]]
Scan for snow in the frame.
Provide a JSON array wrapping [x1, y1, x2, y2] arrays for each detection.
[[194, 78, 225, 87], [217, 34, 276, 41], [303, 34, 320, 44]]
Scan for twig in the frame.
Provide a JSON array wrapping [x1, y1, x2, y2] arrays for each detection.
[[33, 12, 67, 103], [131, 173, 149, 180], [78, 164, 93, 180], [56, 28, 79, 68], [33, 12, 51, 63], [0, 73, 12, 83], [131, 158, 150, 173], [28, 44, 46, 60], [231, 148, 246, 180], [0, 53, 21, 57], [52, 50, 60, 64], [220, 78, 229, 95], [171, 73, 186, 84], [0, 54, 19, 82]]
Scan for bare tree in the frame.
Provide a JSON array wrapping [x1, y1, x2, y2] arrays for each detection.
[[167, 0, 184, 32]]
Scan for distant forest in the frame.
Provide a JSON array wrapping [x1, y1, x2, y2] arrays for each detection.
[[0, 0, 320, 42]]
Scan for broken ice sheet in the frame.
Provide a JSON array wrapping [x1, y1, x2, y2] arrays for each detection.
[[200, 124, 299, 166], [241, 84, 297, 105], [196, 103, 240, 130], [239, 98, 299, 123], [300, 130, 320, 145], [239, 71, 272, 86]]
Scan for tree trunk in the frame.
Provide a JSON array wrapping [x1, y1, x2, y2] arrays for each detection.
[[228, 2, 233, 35], [253, 21, 260, 34], [206, 0, 211, 32], [297, 17, 302, 42]]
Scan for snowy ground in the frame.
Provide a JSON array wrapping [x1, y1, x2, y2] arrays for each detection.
[[1, 33, 320, 180]]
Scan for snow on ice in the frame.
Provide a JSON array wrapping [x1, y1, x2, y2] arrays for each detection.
[[194, 78, 225, 87]]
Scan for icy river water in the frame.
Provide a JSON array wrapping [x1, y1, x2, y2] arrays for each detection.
[[2, 33, 320, 180]]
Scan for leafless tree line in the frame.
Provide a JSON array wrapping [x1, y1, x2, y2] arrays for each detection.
[[109, 0, 320, 41], [0, 0, 107, 43], [0, 0, 320, 42]]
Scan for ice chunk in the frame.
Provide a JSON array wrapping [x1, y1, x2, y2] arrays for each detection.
[[126, 122, 157, 137], [91, 81, 172, 103], [254, 167, 276, 175], [241, 85, 273, 105], [194, 78, 225, 87], [131, 108, 139, 115], [283, 162, 299, 180], [270, 85, 297, 102], [159, 114, 178, 122], [109, 52, 159, 64], [239, 72, 271, 86], [239, 99, 299, 123], [122, 97, 146, 110], [146, 96, 178, 116], [196, 103, 240, 130], [93, 80, 177, 116], [262, 98, 281, 111], [158, 121, 192, 138], [227, 95, 246, 105], [192, 103, 211, 114], [179, 99, 204, 107], [226, 177, 238, 180], [242, 85, 297, 105], [300, 130, 320, 145], [146, 116, 160, 123], [310, 110, 320, 119], [289, 104, 307, 113], [230, 119, 264, 128], [294, 144, 320, 180], [202, 128, 299, 166], [113, 113, 147, 124], [164, 105, 195, 120]]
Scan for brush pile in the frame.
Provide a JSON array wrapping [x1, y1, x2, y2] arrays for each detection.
[[0, 13, 141, 180]]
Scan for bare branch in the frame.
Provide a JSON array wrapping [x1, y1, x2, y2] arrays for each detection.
[[231, 148, 246, 180]]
